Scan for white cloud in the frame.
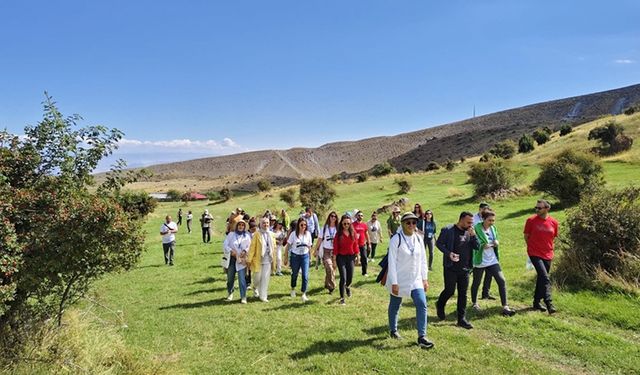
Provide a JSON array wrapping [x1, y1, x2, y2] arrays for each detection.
[[117, 137, 246, 153], [614, 59, 635, 64]]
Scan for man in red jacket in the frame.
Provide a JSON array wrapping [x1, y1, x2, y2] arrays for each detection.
[[524, 199, 559, 314]]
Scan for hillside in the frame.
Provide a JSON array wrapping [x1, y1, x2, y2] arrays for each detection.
[[123, 83, 640, 192]]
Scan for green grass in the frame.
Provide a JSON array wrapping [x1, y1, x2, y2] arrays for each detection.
[[89, 114, 640, 374]]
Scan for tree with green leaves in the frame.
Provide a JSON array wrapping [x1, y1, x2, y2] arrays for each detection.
[[518, 134, 535, 153], [299, 178, 336, 215], [588, 121, 633, 155], [532, 128, 551, 145]]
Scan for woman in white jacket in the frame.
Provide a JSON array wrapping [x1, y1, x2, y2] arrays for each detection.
[[386, 212, 434, 349], [223, 220, 252, 304]]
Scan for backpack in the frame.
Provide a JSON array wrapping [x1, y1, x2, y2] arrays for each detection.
[[375, 232, 404, 285]]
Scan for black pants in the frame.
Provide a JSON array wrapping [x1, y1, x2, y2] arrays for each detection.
[[162, 241, 175, 264], [471, 264, 507, 306], [369, 243, 378, 259], [529, 256, 552, 303], [202, 227, 211, 243], [177, 216, 182, 226], [481, 271, 493, 298], [186, 219, 192, 233], [336, 254, 355, 299], [359, 245, 368, 275], [437, 268, 470, 321], [425, 237, 434, 269]]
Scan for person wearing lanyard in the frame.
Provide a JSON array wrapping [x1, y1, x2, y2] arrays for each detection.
[[248, 217, 277, 302], [386, 212, 433, 349], [286, 218, 312, 302], [316, 211, 339, 294], [367, 212, 383, 261], [333, 215, 360, 305], [223, 220, 252, 303], [422, 210, 437, 271]]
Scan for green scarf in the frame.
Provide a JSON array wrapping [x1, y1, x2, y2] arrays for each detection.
[[472, 222, 500, 266]]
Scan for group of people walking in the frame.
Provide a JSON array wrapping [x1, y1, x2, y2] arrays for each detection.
[[160, 198, 559, 350]]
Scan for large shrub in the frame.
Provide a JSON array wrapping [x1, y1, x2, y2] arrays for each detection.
[[371, 162, 396, 177], [395, 178, 412, 194], [588, 121, 634, 155], [467, 159, 523, 197], [518, 134, 535, 153], [279, 188, 296, 208], [0, 96, 147, 351], [219, 187, 233, 201], [531, 149, 603, 206], [299, 178, 336, 214], [116, 191, 158, 220], [559, 124, 572, 136], [489, 139, 517, 159], [555, 187, 640, 292], [532, 128, 551, 145], [257, 178, 272, 192]]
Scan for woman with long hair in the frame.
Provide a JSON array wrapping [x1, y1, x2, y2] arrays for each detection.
[[286, 218, 313, 302], [332, 215, 359, 305], [223, 220, 252, 304], [420, 210, 437, 271], [316, 211, 338, 293]]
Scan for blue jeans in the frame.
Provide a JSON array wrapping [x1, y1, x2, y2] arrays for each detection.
[[388, 288, 427, 338], [237, 267, 248, 298], [290, 253, 309, 293]]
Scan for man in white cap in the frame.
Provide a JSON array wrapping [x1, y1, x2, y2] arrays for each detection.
[[200, 209, 213, 243], [387, 206, 402, 236], [160, 215, 178, 266]]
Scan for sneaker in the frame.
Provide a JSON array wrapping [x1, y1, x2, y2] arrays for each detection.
[[481, 294, 496, 300], [472, 303, 481, 311], [291, 290, 296, 298], [390, 331, 402, 340], [502, 307, 516, 317], [545, 301, 557, 314], [240, 298, 247, 304], [436, 302, 445, 320], [301, 293, 309, 302], [328, 288, 334, 295], [417, 336, 434, 349], [254, 290, 260, 298], [226, 293, 233, 301], [346, 287, 352, 297], [363, 273, 369, 277], [533, 301, 547, 312], [339, 298, 346, 305], [457, 319, 473, 329], [260, 298, 269, 303], [169, 262, 174, 266], [276, 272, 283, 276]]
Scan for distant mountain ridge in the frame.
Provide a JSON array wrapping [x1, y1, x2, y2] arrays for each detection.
[[136, 83, 640, 186]]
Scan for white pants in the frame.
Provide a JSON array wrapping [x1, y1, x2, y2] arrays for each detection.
[[276, 246, 283, 273], [254, 263, 272, 300]]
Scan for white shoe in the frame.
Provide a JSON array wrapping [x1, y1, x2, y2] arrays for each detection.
[[291, 290, 296, 298], [261, 298, 269, 303], [254, 290, 260, 298], [226, 293, 233, 301], [472, 303, 481, 311], [301, 293, 309, 302], [241, 298, 247, 304]]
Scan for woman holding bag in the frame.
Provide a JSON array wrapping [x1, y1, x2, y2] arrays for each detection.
[[315, 211, 338, 294]]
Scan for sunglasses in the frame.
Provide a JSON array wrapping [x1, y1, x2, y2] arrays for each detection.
[[404, 220, 417, 225], [330, 215, 337, 217], [342, 222, 351, 226], [534, 206, 546, 210]]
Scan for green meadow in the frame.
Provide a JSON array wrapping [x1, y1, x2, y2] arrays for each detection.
[[89, 114, 640, 374]]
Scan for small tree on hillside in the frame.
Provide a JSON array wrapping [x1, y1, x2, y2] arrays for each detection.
[[395, 178, 412, 194], [489, 139, 517, 159], [518, 134, 535, 153], [220, 187, 233, 201], [299, 178, 336, 214], [467, 159, 523, 197], [426, 161, 440, 171], [279, 187, 296, 208], [588, 121, 634, 155], [257, 178, 272, 192], [445, 159, 456, 171], [559, 124, 572, 136], [371, 162, 396, 177], [532, 128, 551, 145], [166, 189, 182, 202], [532, 149, 603, 206]]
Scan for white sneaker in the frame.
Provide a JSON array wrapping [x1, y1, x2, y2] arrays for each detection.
[[241, 298, 247, 304], [254, 290, 260, 298], [261, 298, 269, 303], [472, 303, 481, 311], [301, 293, 309, 302], [226, 293, 233, 301], [291, 290, 296, 298]]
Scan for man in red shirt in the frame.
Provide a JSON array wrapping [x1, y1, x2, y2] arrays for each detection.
[[524, 199, 559, 314], [352, 210, 371, 277]]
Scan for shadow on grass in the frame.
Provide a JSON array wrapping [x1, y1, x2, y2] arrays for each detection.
[[184, 287, 228, 296], [290, 337, 384, 360], [190, 276, 226, 285], [362, 317, 416, 336], [447, 196, 477, 207], [159, 298, 231, 310], [135, 264, 164, 269], [351, 279, 378, 288], [263, 300, 319, 311], [502, 207, 534, 220]]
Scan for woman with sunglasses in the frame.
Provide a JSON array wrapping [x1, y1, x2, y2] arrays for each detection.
[[332, 215, 360, 305], [286, 218, 313, 302], [317, 211, 339, 293], [367, 212, 383, 261], [421, 210, 437, 271], [386, 212, 433, 349], [223, 220, 252, 303]]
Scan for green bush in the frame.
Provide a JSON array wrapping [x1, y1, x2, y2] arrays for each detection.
[[532, 149, 603, 206], [445, 159, 456, 171], [542, 126, 554, 135], [116, 191, 158, 220], [489, 139, 517, 159], [371, 162, 396, 177], [166, 189, 182, 202], [467, 159, 523, 197], [518, 134, 535, 153], [559, 124, 572, 136], [426, 161, 440, 171], [479, 152, 494, 162], [299, 178, 336, 214], [356, 173, 368, 183], [555, 187, 640, 292], [257, 178, 272, 192], [279, 188, 296, 208], [219, 187, 233, 201], [395, 178, 412, 194], [532, 128, 551, 145], [588, 121, 634, 155]]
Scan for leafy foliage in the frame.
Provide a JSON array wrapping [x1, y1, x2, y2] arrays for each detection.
[[556, 187, 640, 291], [467, 159, 524, 197], [588, 121, 634, 155], [559, 124, 573, 136], [425, 161, 440, 171], [0, 95, 148, 351], [257, 178, 272, 192], [356, 173, 368, 183], [165, 189, 182, 202], [395, 178, 412, 194], [219, 187, 233, 201], [532, 128, 551, 145], [299, 178, 336, 214], [489, 139, 517, 159], [518, 134, 535, 153], [532, 149, 603, 206], [445, 159, 456, 171], [279, 188, 297, 208], [371, 162, 396, 177]]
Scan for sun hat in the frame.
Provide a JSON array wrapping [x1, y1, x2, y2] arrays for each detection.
[[401, 212, 419, 222]]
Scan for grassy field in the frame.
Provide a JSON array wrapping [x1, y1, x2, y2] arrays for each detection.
[[88, 114, 640, 374]]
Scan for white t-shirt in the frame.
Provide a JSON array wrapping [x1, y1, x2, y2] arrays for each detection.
[[287, 231, 312, 255], [320, 225, 337, 249], [478, 227, 498, 268], [224, 231, 252, 270], [160, 222, 178, 243], [367, 220, 382, 244], [186, 213, 193, 221]]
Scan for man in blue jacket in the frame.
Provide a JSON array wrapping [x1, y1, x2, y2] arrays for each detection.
[[435, 211, 479, 329]]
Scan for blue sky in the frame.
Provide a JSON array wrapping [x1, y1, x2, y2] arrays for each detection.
[[1, 1, 639, 170]]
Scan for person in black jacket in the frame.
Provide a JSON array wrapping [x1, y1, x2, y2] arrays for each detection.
[[435, 211, 479, 329]]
